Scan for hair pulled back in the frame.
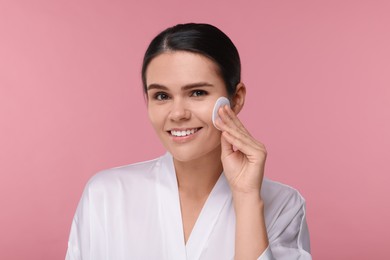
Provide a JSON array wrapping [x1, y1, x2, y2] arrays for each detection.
[[141, 23, 241, 97]]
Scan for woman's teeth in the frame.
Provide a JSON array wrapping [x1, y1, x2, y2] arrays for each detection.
[[170, 128, 198, 137]]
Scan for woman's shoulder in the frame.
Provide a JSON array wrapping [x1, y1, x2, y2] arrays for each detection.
[[261, 178, 306, 212], [261, 178, 310, 251], [85, 155, 164, 191]]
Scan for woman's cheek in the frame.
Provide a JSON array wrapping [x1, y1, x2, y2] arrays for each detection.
[[194, 102, 214, 123], [148, 107, 161, 128]]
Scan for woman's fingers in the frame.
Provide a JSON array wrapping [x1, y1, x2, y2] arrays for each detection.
[[223, 105, 250, 135], [222, 130, 266, 163], [216, 105, 266, 160], [216, 106, 244, 133], [217, 106, 257, 146], [220, 133, 234, 159]]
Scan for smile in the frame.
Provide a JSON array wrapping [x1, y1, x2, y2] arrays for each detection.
[[169, 128, 201, 137]]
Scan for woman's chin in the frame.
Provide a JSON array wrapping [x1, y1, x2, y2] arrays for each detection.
[[168, 145, 222, 164], [170, 151, 199, 163]]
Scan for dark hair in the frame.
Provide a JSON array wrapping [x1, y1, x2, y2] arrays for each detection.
[[141, 23, 241, 97]]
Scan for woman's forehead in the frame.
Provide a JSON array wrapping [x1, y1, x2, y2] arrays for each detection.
[[145, 51, 223, 88]]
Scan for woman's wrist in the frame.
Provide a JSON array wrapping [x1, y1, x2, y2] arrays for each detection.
[[232, 191, 264, 211]]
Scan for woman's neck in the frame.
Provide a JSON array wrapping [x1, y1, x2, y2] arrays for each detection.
[[173, 147, 223, 198]]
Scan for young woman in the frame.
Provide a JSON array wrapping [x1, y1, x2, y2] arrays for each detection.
[[66, 23, 311, 260]]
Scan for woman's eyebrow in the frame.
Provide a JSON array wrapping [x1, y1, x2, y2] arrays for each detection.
[[147, 84, 168, 91], [182, 82, 214, 90], [147, 82, 214, 91]]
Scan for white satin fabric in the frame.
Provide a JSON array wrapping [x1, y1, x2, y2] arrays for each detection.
[[66, 153, 311, 260]]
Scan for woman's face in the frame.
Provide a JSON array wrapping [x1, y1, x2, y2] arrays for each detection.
[[145, 51, 228, 162]]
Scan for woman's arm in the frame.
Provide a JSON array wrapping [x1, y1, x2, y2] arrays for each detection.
[[215, 104, 269, 259], [232, 192, 269, 259]]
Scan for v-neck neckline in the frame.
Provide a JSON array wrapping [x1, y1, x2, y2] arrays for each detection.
[[157, 153, 232, 260]]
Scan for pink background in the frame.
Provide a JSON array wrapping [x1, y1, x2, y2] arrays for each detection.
[[1, 0, 389, 259]]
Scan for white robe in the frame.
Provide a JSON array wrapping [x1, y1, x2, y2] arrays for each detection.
[[66, 153, 311, 260]]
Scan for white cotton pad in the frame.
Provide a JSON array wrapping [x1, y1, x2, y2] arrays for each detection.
[[212, 97, 230, 130]]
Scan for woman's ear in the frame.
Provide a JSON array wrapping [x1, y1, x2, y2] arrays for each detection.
[[231, 82, 246, 114]]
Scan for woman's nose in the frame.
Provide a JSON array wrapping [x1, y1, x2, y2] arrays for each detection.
[[168, 100, 191, 121]]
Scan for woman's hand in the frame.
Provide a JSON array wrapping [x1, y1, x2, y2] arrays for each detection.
[[215, 105, 267, 195]]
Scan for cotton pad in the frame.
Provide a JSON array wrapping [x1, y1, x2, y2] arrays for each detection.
[[212, 97, 230, 130]]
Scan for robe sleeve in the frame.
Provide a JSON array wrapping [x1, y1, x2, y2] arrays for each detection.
[[257, 196, 312, 260], [65, 185, 91, 260], [256, 245, 274, 259]]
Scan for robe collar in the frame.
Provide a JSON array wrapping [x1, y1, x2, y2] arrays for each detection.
[[156, 152, 232, 260]]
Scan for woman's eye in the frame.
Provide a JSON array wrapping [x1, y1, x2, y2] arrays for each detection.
[[154, 92, 169, 100], [191, 90, 207, 97]]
